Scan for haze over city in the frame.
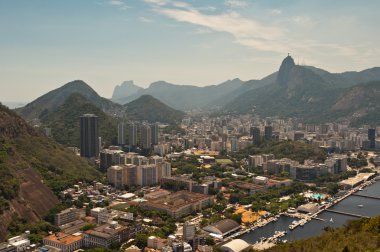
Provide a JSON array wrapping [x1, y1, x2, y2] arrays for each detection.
[[1, 0, 380, 102]]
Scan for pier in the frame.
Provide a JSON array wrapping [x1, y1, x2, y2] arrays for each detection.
[[324, 209, 369, 218], [352, 193, 380, 200]]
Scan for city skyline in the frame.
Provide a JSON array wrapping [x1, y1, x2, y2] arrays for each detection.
[[1, 0, 380, 102]]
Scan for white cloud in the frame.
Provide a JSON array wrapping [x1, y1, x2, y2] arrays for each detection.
[[109, 0, 124, 6], [139, 16, 153, 23], [108, 0, 129, 10], [225, 0, 247, 8], [155, 7, 285, 52], [271, 9, 282, 15], [141, 0, 378, 59], [144, 0, 168, 6]]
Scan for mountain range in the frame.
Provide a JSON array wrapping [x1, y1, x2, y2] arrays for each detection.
[[224, 56, 380, 125], [110, 57, 380, 125], [111, 78, 245, 110], [14, 56, 380, 134], [15, 81, 185, 146]]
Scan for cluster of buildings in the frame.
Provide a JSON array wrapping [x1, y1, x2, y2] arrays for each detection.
[[247, 154, 347, 181], [180, 115, 380, 153], [0, 234, 31, 252], [105, 152, 171, 188]]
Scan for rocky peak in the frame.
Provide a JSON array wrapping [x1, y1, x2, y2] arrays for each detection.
[[277, 55, 295, 85]]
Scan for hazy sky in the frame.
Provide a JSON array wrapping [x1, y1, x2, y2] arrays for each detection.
[[1, 0, 379, 102]]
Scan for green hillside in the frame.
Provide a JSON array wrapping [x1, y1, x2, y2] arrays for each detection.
[[265, 215, 380, 252], [125, 94, 185, 124], [15, 80, 124, 121], [40, 93, 118, 147], [0, 103, 101, 241]]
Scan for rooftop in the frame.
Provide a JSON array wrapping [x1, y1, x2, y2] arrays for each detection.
[[44, 233, 83, 245]]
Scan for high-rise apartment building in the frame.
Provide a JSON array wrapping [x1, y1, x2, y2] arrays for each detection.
[[141, 124, 152, 149], [151, 123, 160, 145], [368, 128, 376, 149], [80, 114, 99, 158], [118, 122, 126, 145], [252, 127, 261, 146], [129, 123, 138, 147], [264, 125, 273, 140]]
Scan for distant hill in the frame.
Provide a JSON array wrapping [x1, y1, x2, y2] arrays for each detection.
[[112, 78, 245, 110], [306, 66, 380, 88], [15, 80, 124, 121], [0, 103, 101, 241], [265, 215, 380, 252], [224, 56, 380, 125], [40, 93, 118, 147], [225, 56, 339, 118], [112, 80, 143, 101], [124, 95, 185, 124], [330, 80, 380, 126]]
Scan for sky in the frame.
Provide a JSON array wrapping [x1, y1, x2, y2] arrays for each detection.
[[1, 0, 380, 103]]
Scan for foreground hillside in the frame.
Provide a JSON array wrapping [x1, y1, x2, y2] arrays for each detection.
[[265, 215, 380, 252], [0, 103, 101, 241]]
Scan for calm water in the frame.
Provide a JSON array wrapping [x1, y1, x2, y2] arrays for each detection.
[[240, 180, 380, 244]]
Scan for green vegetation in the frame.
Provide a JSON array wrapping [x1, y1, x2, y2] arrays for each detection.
[[40, 93, 118, 147], [81, 223, 97, 231], [124, 95, 185, 124], [233, 140, 327, 163], [7, 214, 59, 243], [264, 215, 380, 252], [230, 182, 308, 214], [0, 103, 102, 238], [347, 152, 368, 168]]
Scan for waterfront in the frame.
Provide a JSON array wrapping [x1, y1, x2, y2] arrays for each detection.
[[240, 180, 380, 244]]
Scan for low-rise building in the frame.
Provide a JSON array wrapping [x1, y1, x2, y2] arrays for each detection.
[[43, 233, 83, 252], [8, 235, 30, 252], [203, 219, 240, 238], [84, 221, 141, 248], [142, 191, 214, 218]]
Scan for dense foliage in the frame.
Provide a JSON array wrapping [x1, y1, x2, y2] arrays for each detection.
[[233, 140, 327, 163], [7, 214, 59, 243]]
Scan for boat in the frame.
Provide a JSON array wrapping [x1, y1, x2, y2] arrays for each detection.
[[358, 204, 364, 208]]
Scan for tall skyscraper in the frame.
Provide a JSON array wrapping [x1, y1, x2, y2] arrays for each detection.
[[264, 125, 273, 140], [80, 114, 99, 158], [252, 127, 261, 146], [368, 128, 376, 149], [141, 124, 152, 149], [118, 122, 126, 145], [129, 123, 138, 147], [151, 123, 160, 145]]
